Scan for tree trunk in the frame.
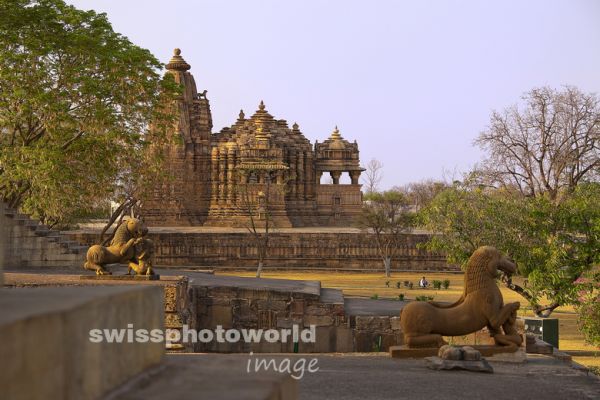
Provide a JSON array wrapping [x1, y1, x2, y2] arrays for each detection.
[[502, 275, 560, 317], [256, 261, 263, 278], [384, 257, 391, 278]]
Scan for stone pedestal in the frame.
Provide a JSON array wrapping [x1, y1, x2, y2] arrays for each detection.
[[390, 344, 521, 359]]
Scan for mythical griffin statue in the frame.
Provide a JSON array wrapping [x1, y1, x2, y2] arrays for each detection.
[[83, 218, 155, 276], [400, 246, 523, 349]]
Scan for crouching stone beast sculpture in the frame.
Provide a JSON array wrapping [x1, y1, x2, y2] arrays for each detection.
[[400, 246, 522, 349], [83, 218, 155, 276]]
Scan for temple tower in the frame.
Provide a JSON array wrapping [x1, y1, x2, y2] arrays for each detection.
[[142, 49, 212, 225], [314, 127, 365, 225]]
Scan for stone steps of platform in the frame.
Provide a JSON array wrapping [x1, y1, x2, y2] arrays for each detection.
[[1, 201, 88, 269]]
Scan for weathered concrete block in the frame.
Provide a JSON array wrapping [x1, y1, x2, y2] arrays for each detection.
[[298, 326, 333, 353], [209, 305, 233, 328], [303, 315, 333, 327], [0, 285, 164, 400], [289, 299, 305, 316], [233, 300, 258, 327], [276, 317, 303, 329], [335, 327, 354, 352], [254, 299, 288, 311], [390, 316, 402, 331], [305, 305, 330, 316], [355, 316, 391, 331], [207, 287, 239, 299]]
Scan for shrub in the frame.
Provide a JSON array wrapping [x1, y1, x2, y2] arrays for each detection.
[[443, 279, 450, 289], [370, 294, 379, 300], [385, 281, 390, 288], [398, 293, 405, 301], [396, 281, 401, 289], [408, 282, 414, 290], [575, 270, 600, 347], [432, 280, 442, 290], [415, 295, 434, 302], [404, 280, 410, 287]]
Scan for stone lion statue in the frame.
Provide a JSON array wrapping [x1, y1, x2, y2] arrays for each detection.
[[83, 218, 155, 276], [400, 246, 523, 349]]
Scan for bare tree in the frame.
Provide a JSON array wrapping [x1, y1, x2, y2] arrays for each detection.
[[236, 168, 287, 278], [475, 86, 600, 203], [362, 158, 384, 194], [357, 190, 413, 277], [393, 179, 449, 211]]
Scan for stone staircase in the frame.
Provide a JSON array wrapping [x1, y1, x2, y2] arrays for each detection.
[[0, 202, 87, 269]]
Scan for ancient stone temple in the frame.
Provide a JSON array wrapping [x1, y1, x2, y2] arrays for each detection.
[[142, 49, 364, 227]]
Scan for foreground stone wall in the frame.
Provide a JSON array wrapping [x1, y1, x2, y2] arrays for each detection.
[[5, 273, 194, 352], [69, 231, 457, 271], [0, 286, 164, 400], [190, 285, 403, 353]]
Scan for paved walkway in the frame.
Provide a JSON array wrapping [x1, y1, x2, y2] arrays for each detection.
[[297, 354, 599, 400], [112, 353, 600, 400]]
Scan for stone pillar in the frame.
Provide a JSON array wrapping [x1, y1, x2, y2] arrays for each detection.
[[218, 156, 226, 203], [211, 148, 219, 203], [297, 152, 305, 199], [350, 171, 361, 185], [316, 171, 323, 184], [226, 149, 235, 205], [289, 153, 297, 198], [305, 153, 314, 199], [330, 171, 341, 185]]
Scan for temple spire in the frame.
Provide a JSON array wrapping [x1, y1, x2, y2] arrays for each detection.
[[166, 48, 191, 71]]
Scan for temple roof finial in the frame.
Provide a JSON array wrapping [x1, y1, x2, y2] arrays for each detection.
[[292, 122, 299, 131], [166, 48, 191, 71], [238, 109, 245, 120], [259, 100, 266, 111], [331, 125, 341, 139]]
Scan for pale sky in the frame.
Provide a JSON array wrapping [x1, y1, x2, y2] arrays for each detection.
[[67, 0, 600, 189]]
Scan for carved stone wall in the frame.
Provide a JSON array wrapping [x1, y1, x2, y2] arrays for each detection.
[[68, 231, 458, 272]]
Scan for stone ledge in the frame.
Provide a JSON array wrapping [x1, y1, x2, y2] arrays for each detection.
[[80, 274, 161, 281], [106, 354, 297, 400], [0, 285, 164, 400]]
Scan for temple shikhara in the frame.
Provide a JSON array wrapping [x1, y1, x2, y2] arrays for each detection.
[[142, 49, 364, 227]]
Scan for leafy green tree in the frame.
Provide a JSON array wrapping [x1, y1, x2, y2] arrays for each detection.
[[0, 0, 178, 226], [420, 183, 600, 317], [358, 190, 414, 277], [574, 267, 600, 347], [420, 85, 599, 321]]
